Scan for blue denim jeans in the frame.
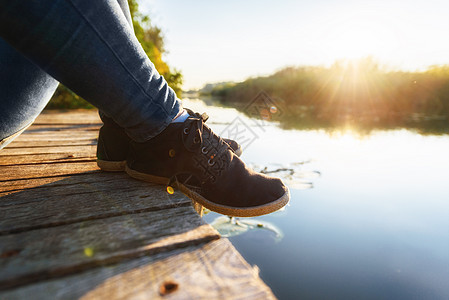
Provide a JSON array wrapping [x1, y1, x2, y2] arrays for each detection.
[[0, 0, 181, 149]]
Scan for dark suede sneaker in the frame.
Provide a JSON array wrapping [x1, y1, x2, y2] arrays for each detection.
[[97, 112, 242, 172], [125, 112, 290, 217], [96, 114, 130, 172]]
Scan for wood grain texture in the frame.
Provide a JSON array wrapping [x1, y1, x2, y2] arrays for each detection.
[[20, 124, 100, 132], [1, 172, 150, 197], [0, 110, 275, 299], [1, 239, 275, 300], [0, 207, 219, 290], [0, 145, 97, 156], [1, 161, 100, 181], [5, 140, 98, 148], [0, 152, 96, 166], [33, 110, 101, 124], [13, 131, 99, 140], [0, 174, 85, 195], [0, 174, 191, 234]]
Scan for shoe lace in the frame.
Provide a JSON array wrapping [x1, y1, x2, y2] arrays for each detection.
[[178, 112, 232, 185]]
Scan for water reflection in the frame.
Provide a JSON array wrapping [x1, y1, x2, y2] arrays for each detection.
[[194, 94, 449, 136], [185, 97, 449, 299], [279, 111, 449, 136]]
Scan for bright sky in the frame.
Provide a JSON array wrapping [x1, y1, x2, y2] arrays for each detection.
[[140, 0, 449, 90]]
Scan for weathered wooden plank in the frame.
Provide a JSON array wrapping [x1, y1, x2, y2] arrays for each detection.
[[0, 172, 125, 195], [34, 110, 101, 124], [0, 110, 276, 299], [0, 207, 219, 290], [0, 145, 97, 156], [8, 128, 96, 137], [0, 152, 96, 166], [22, 124, 100, 132], [10, 138, 98, 145], [17, 126, 98, 134], [6, 140, 97, 148], [0, 172, 153, 202], [1, 161, 99, 181], [12, 133, 98, 141], [0, 171, 131, 195], [0, 174, 190, 234], [0, 239, 275, 300], [6, 128, 99, 147]]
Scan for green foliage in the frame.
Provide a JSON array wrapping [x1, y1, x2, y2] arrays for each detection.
[[47, 0, 182, 109], [127, 0, 183, 95], [212, 58, 449, 134], [45, 85, 93, 109]]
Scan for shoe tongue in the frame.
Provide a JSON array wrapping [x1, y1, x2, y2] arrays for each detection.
[[185, 108, 209, 123], [200, 112, 209, 122]]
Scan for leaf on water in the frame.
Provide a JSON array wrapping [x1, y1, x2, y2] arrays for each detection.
[[210, 216, 249, 237], [249, 161, 320, 190], [210, 216, 284, 241]]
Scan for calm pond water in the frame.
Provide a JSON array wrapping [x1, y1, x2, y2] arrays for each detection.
[[184, 97, 449, 299]]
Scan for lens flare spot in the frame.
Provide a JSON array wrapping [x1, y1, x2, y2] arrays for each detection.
[[84, 247, 94, 257], [169, 149, 176, 157], [167, 186, 174, 194], [260, 108, 271, 120]]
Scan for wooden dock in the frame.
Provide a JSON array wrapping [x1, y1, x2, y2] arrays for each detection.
[[0, 110, 276, 299]]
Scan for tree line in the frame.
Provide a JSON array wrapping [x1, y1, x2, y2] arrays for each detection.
[[211, 58, 449, 134]]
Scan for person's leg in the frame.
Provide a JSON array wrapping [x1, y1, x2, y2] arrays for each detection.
[[0, 0, 289, 216], [0, 0, 181, 144], [116, 0, 133, 30], [0, 0, 139, 150], [0, 38, 59, 149]]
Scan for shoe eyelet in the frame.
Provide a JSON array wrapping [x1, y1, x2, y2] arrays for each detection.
[[201, 147, 208, 154], [208, 159, 215, 166], [183, 128, 189, 134]]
